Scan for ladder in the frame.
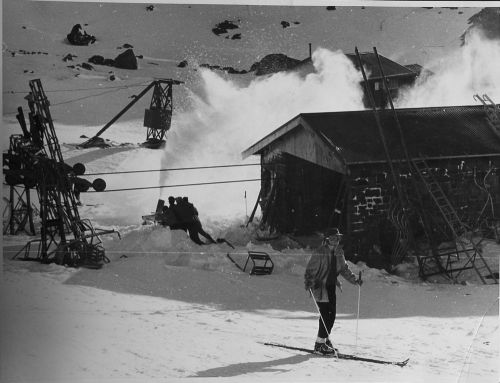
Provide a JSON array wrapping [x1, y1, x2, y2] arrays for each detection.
[[412, 159, 497, 284], [474, 94, 500, 139]]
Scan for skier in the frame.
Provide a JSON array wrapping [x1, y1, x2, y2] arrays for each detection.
[[304, 228, 362, 356]]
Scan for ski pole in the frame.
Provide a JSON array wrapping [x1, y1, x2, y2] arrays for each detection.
[[244, 190, 248, 219], [355, 271, 362, 350], [309, 288, 330, 339]]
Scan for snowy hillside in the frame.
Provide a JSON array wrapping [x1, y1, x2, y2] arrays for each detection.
[[2, 2, 499, 382]]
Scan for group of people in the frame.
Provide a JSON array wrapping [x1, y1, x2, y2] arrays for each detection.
[[160, 196, 216, 246]]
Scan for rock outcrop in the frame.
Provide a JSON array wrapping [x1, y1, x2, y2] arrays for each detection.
[[87, 49, 138, 70], [461, 8, 500, 44], [249, 54, 302, 76], [212, 20, 239, 36], [67, 24, 96, 46], [114, 49, 138, 69]]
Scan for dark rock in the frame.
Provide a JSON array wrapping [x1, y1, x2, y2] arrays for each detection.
[[67, 65, 75, 68], [200, 63, 210, 68], [103, 58, 115, 66], [136, 55, 143, 59], [293, 21, 300, 25], [218, 20, 239, 30], [178, 60, 188, 68], [88, 55, 105, 65], [212, 20, 239, 35], [66, 24, 96, 46], [213, 27, 227, 36], [123, 43, 133, 48], [114, 49, 138, 69], [109, 75, 116, 81], [281, 21, 290, 28], [62, 53, 77, 62], [22, 26, 27, 29], [326, 6, 336, 10], [251, 53, 302, 76], [80, 62, 94, 70], [146, 5, 154, 11], [231, 33, 241, 40]]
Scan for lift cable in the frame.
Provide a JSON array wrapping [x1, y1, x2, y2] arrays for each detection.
[[3, 82, 150, 94], [87, 178, 261, 192], [3, 82, 150, 115], [83, 163, 262, 176]]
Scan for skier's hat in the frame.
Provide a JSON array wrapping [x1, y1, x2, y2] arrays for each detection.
[[324, 227, 343, 238], [322, 227, 343, 246]]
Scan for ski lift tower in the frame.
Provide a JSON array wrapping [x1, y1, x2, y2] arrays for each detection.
[[4, 79, 119, 268], [80, 79, 183, 149]]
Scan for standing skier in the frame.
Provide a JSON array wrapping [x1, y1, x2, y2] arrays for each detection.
[[304, 228, 362, 355]]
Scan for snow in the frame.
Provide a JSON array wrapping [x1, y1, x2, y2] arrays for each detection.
[[2, 2, 499, 382]]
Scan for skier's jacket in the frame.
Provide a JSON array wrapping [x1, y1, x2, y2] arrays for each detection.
[[304, 244, 357, 302]]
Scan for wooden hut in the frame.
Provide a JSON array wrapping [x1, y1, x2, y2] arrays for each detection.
[[242, 105, 500, 273]]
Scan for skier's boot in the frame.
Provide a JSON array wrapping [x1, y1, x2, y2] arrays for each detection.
[[314, 342, 336, 356], [325, 338, 339, 356]]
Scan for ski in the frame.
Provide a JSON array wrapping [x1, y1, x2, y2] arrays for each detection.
[[262, 342, 409, 367]]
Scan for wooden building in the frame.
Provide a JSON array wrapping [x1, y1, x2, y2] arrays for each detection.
[[242, 105, 500, 270], [295, 52, 420, 109]]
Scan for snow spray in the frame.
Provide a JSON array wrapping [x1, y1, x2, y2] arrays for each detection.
[[158, 48, 365, 222], [395, 31, 500, 108]]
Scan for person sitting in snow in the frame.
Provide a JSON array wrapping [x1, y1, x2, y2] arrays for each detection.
[[304, 228, 362, 356]]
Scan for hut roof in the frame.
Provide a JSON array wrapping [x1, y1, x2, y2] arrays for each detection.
[[296, 52, 417, 80], [242, 105, 500, 165]]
